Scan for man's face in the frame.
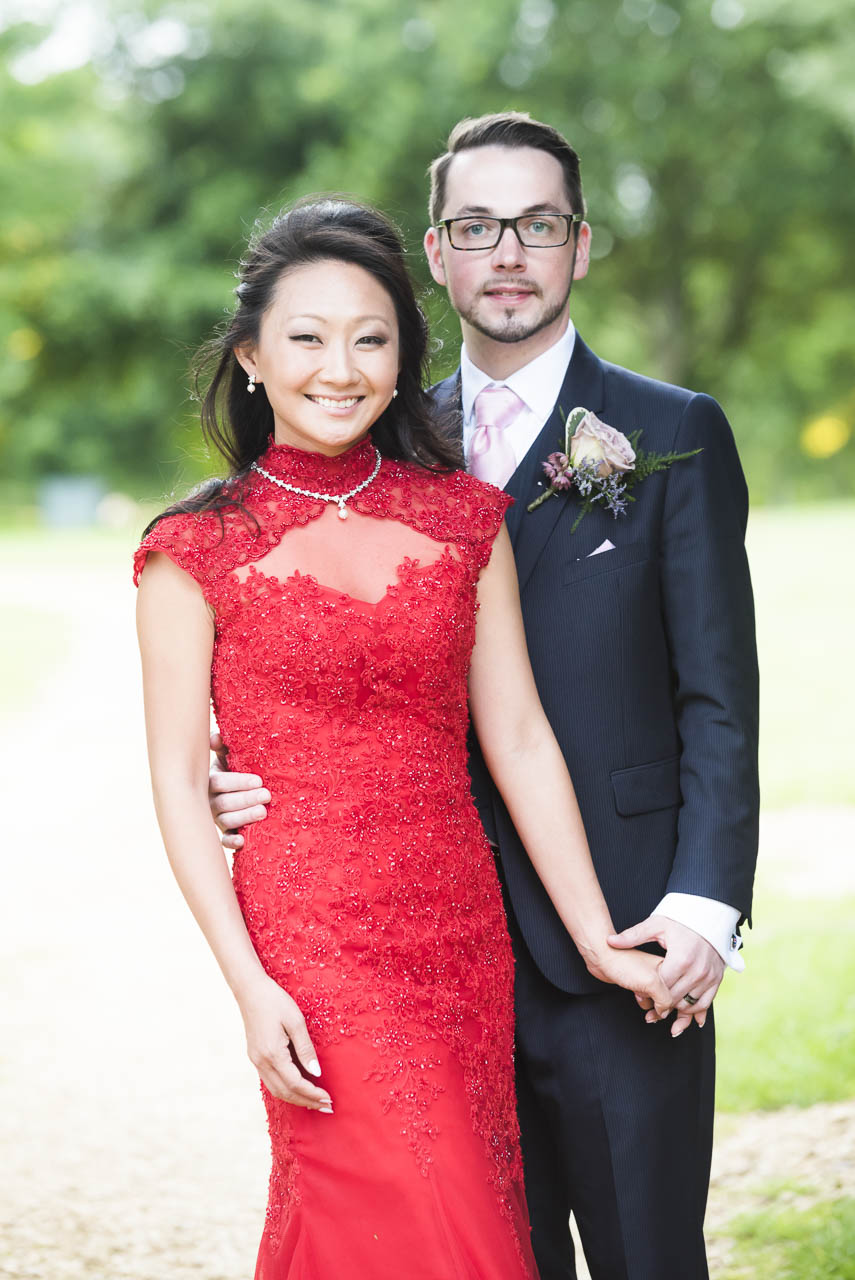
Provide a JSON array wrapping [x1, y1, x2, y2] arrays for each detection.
[[424, 145, 590, 349]]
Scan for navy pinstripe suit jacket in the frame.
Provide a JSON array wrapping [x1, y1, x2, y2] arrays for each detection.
[[434, 334, 760, 994]]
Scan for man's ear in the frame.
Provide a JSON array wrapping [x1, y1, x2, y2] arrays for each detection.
[[423, 226, 447, 288], [572, 222, 592, 283]]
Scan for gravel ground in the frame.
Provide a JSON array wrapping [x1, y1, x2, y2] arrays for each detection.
[[2, 553, 853, 1280]]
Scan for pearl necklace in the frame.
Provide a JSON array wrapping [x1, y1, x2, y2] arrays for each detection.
[[251, 445, 383, 520]]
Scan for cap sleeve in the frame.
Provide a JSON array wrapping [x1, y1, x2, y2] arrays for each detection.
[[133, 512, 218, 596], [458, 475, 514, 573]]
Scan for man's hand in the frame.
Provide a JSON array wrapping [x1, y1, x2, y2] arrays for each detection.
[[209, 732, 270, 851], [608, 915, 725, 1037]]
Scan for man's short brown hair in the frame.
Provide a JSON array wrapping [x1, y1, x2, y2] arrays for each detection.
[[428, 111, 585, 225]]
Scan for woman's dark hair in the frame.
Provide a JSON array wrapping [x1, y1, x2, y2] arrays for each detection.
[[148, 198, 460, 531]]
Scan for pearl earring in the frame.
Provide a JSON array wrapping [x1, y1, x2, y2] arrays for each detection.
[[392, 388, 398, 398], [247, 373, 256, 394]]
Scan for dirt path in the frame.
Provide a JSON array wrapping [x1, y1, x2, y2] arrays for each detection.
[[1, 547, 852, 1279]]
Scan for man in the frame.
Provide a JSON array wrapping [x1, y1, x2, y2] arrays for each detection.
[[211, 113, 759, 1279]]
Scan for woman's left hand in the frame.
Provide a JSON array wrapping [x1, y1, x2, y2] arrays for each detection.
[[610, 915, 724, 1036], [587, 947, 675, 1019]]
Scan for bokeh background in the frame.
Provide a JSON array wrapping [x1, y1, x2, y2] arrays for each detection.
[[1, 1, 853, 1277]]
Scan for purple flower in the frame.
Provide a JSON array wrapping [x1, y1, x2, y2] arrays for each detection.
[[601, 474, 629, 518], [573, 458, 599, 497], [542, 452, 571, 485]]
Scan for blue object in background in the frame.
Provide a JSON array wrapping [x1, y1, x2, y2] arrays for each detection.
[[38, 476, 106, 527]]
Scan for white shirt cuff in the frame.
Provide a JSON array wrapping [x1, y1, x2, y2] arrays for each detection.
[[654, 893, 745, 972]]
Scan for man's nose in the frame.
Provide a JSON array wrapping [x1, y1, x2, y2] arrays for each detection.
[[490, 225, 526, 270]]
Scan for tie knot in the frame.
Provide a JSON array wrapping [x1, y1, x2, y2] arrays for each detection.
[[473, 384, 526, 433]]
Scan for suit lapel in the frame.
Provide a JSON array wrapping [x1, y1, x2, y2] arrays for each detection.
[[509, 336, 605, 592]]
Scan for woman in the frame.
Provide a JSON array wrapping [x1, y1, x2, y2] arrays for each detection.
[[135, 198, 674, 1279]]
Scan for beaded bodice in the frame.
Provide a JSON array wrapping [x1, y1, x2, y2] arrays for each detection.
[[135, 437, 512, 769]]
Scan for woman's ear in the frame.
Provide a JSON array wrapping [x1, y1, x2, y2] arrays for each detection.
[[233, 346, 259, 381]]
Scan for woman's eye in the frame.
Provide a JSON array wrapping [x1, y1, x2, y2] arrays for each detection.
[[357, 335, 388, 346], [290, 333, 320, 343]]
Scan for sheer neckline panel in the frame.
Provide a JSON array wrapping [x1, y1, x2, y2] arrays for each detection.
[[232, 504, 460, 607]]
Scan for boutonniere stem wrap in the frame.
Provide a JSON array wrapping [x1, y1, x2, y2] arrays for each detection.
[[527, 407, 702, 532]]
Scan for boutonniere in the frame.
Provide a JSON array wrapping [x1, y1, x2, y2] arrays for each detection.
[[527, 406, 701, 532]]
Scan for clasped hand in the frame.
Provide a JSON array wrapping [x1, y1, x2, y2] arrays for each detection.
[[608, 914, 726, 1036]]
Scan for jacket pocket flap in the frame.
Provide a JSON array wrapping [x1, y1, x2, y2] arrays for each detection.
[[610, 754, 682, 816]]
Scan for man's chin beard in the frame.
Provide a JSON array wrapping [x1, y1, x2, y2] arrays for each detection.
[[464, 297, 569, 346]]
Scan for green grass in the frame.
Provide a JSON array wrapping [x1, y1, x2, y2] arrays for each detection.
[[716, 892, 855, 1112], [711, 499, 855, 1116], [748, 501, 855, 808], [721, 1199, 855, 1279]]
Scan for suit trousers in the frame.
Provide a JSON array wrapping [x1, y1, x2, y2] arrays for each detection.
[[506, 896, 715, 1280]]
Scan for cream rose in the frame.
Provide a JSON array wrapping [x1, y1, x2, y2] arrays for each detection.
[[569, 411, 636, 477]]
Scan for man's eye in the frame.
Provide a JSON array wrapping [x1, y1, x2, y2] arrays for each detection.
[[527, 219, 553, 235], [462, 222, 488, 237]]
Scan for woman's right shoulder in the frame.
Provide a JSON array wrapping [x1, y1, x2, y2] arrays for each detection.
[[133, 505, 234, 590]]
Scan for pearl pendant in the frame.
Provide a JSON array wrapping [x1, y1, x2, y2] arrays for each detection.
[[337, 503, 348, 520]]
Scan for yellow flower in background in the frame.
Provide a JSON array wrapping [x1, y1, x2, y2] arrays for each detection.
[[7, 328, 43, 361], [800, 414, 851, 460]]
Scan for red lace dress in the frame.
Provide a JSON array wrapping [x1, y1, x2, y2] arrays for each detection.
[[134, 436, 538, 1280]]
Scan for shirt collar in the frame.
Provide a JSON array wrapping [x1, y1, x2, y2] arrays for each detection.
[[460, 319, 577, 425]]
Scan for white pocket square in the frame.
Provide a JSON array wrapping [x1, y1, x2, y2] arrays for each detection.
[[587, 539, 615, 557]]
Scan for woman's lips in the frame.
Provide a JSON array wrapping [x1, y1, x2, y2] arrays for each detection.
[[306, 394, 364, 414]]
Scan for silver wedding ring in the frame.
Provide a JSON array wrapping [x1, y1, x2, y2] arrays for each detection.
[[683, 992, 698, 1006]]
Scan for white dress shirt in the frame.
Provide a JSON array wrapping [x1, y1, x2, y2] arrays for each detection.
[[460, 323, 744, 971], [462, 322, 578, 470]]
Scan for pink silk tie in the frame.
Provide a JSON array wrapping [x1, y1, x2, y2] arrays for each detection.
[[469, 385, 525, 489]]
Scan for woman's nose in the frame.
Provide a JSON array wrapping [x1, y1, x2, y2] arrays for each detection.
[[319, 342, 358, 385]]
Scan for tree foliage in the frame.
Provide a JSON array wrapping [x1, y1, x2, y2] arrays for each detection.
[[1, 0, 853, 501]]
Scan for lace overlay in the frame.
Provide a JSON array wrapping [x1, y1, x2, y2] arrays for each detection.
[[135, 437, 534, 1277]]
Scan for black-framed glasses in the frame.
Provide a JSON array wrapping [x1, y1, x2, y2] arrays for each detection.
[[436, 213, 582, 251]]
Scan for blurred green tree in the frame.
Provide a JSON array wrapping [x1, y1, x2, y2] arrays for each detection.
[[1, 0, 853, 501]]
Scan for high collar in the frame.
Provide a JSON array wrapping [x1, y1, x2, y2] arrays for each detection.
[[256, 433, 379, 491]]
